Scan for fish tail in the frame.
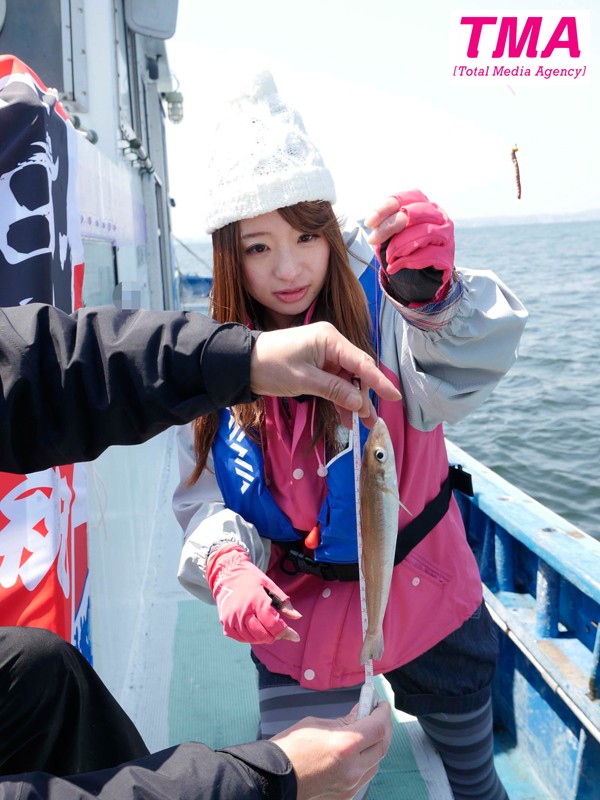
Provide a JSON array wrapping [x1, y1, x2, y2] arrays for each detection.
[[360, 631, 384, 665]]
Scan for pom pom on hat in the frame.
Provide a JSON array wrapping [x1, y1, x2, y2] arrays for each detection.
[[202, 69, 336, 234]]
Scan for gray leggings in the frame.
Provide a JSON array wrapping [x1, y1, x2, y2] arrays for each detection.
[[419, 700, 509, 800], [257, 682, 508, 800]]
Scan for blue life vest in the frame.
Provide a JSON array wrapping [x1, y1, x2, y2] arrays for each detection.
[[211, 259, 381, 565]]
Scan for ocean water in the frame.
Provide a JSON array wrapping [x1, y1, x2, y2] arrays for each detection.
[[451, 220, 599, 539], [174, 220, 600, 538]]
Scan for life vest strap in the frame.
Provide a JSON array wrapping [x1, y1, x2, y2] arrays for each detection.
[[278, 465, 473, 582]]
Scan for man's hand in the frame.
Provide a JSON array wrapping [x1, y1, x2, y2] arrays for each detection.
[[272, 702, 393, 800], [250, 322, 401, 428]]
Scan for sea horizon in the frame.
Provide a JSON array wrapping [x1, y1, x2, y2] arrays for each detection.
[[173, 208, 600, 252]]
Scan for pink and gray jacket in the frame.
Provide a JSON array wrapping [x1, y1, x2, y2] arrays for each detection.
[[173, 221, 528, 691]]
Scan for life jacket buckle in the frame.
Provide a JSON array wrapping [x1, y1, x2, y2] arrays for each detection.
[[279, 548, 340, 581]]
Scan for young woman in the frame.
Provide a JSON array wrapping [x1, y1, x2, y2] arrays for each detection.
[[173, 70, 527, 800]]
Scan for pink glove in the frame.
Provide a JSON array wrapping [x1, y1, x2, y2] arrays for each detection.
[[374, 190, 455, 281], [206, 544, 301, 645]]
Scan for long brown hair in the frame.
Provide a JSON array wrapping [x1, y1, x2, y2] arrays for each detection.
[[190, 201, 374, 483]]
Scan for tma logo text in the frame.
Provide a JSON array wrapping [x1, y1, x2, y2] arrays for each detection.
[[450, 11, 590, 83]]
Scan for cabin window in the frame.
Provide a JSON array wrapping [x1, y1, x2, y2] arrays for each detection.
[[81, 239, 118, 307], [115, 1, 147, 141], [114, 0, 136, 132], [0, 0, 88, 111]]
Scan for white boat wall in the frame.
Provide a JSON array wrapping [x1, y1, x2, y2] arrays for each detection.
[[0, 0, 181, 657], [0, 0, 180, 312], [1, 2, 599, 799]]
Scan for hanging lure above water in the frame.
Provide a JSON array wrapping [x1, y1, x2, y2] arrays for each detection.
[[511, 145, 522, 200]]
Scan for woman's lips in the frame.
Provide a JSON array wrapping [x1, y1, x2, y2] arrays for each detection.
[[274, 287, 309, 304]]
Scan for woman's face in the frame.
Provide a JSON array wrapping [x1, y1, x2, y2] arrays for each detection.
[[239, 210, 330, 330]]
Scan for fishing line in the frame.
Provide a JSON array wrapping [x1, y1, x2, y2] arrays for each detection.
[[352, 378, 378, 719]]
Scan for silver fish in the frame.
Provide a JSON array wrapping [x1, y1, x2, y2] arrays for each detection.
[[359, 417, 400, 665]]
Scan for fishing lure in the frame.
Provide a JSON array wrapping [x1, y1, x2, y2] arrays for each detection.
[[511, 145, 522, 200]]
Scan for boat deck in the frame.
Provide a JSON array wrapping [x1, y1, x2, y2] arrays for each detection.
[[155, 593, 452, 798], [86, 430, 553, 799]]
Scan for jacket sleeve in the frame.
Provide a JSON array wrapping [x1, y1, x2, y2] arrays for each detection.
[[0, 303, 258, 474], [382, 267, 528, 430], [0, 740, 297, 800], [173, 423, 271, 603], [345, 224, 528, 431]]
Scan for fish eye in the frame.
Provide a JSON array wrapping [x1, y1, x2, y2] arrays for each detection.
[[374, 448, 387, 463]]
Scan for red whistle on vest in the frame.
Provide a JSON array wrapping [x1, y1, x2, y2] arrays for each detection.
[[305, 524, 321, 550]]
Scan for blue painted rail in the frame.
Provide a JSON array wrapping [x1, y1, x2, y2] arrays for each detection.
[[447, 440, 600, 800]]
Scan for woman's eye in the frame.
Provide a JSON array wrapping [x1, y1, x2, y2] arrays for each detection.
[[299, 233, 318, 243], [246, 243, 267, 255]]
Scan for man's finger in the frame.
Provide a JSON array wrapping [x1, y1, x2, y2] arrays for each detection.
[[335, 397, 377, 429], [299, 366, 364, 412], [339, 701, 392, 751], [357, 397, 378, 426], [328, 347, 401, 404]]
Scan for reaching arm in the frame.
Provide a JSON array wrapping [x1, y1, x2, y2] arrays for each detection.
[[174, 425, 301, 645], [0, 303, 255, 473], [0, 704, 392, 800], [0, 305, 400, 474], [0, 740, 296, 800]]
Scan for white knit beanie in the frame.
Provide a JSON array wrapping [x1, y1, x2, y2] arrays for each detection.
[[203, 70, 336, 234]]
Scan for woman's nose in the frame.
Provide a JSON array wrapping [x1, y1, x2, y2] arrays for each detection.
[[274, 250, 301, 280]]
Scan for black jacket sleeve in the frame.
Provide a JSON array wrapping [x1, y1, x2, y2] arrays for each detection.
[[0, 741, 297, 800], [0, 303, 259, 473]]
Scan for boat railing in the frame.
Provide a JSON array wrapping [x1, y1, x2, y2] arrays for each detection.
[[447, 439, 600, 798]]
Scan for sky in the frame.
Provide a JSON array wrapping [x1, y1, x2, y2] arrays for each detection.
[[164, 0, 598, 239]]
